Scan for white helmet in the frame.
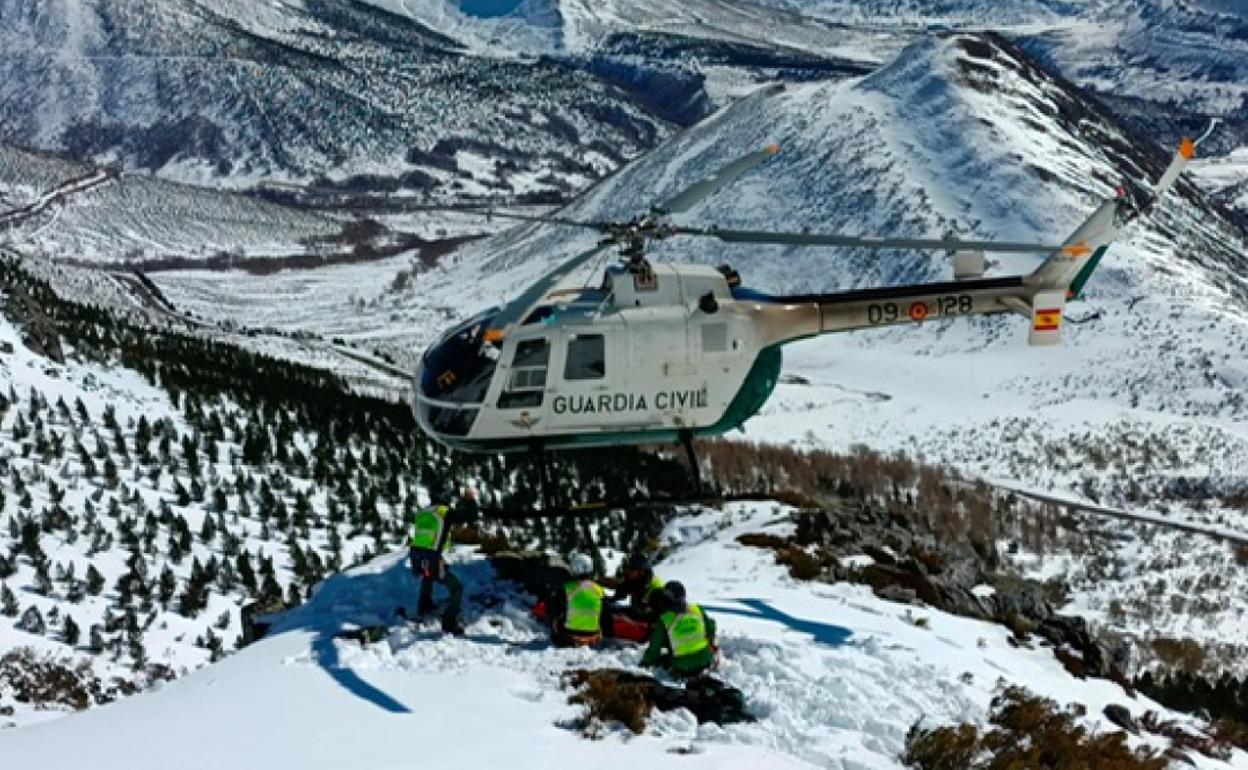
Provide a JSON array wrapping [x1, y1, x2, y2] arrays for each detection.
[[569, 552, 594, 578]]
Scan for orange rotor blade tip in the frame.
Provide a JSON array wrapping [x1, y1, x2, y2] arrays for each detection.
[[765, 144, 781, 155], [1062, 242, 1091, 257], [1179, 137, 1196, 160]]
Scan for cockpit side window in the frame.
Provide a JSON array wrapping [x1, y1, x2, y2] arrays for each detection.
[[564, 334, 605, 381], [498, 338, 549, 409]]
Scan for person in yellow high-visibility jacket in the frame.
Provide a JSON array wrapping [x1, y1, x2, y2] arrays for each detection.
[[611, 552, 666, 623], [408, 493, 463, 634], [640, 581, 717, 677], [549, 553, 605, 648]]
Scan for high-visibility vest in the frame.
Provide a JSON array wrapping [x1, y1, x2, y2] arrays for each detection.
[[564, 579, 605, 633], [661, 604, 710, 658], [410, 505, 451, 551]]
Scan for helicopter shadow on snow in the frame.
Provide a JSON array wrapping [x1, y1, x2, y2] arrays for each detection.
[[294, 555, 545, 713], [702, 598, 853, 648], [310, 631, 412, 714]]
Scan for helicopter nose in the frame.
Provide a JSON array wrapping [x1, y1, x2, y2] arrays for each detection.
[[412, 341, 487, 441]]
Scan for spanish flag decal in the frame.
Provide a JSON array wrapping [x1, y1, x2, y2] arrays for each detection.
[[1033, 308, 1062, 332]]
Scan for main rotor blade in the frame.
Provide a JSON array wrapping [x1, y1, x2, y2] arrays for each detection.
[[488, 242, 613, 334], [652, 145, 781, 216], [454, 207, 600, 230], [675, 226, 1067, 254]]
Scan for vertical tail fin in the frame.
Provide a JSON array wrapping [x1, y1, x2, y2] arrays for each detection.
[[1023, 137, 1195, 345]]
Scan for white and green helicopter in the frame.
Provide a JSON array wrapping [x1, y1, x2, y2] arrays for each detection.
[[414, 138, 1195, 503]]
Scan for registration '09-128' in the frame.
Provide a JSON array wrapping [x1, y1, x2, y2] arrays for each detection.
[[866, 295, 974, 325]]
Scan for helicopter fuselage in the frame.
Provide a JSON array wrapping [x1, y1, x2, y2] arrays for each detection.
[[414, 263, 791, 453]]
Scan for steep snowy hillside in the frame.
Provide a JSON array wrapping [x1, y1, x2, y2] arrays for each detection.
[[0, 145, 349, 263], [0, 303, 417, 726], [2, 504, 1241, 767], [1192, 147, 1248, 215], [0, 0, 669, 194]]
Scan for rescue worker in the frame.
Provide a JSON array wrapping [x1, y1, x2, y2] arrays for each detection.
[[549, 552, 605, 648], [640, 581, 717, 678], [408, 488, 464, 634], [611, 552, 666, 623]]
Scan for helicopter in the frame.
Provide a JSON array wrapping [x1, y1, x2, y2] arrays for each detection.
[[413, 137, 1197, 509]]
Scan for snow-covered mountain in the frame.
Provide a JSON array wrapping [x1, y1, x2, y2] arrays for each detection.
[[369, 0, 1248, 152], [0, 0, 672, 195]]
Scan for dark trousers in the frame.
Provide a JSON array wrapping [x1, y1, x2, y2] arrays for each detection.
[[409, 549, 463, 627]]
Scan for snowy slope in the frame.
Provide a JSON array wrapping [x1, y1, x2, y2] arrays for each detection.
[[1192, 147, 1248, 215], [0, 144, 344, 263], [1, 503, 1239, 767]]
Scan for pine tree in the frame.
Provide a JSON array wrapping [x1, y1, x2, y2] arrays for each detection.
[[200, 514, 217, 544], [0, 582, 18, 616], [0, 553, 13, 579], [128, 628, 147, 670], [85, 563, 105, 595], [286, 581, 302, 608], [63, 614, 81, 646], [258, 573, 282, 606], [178, 559, 210, 617], [89, 625, 106, 654], [17, 605, 45, 635], [34, 561, 53, 596], [158, 565, 177, 607], [237, 551, 257, 594]]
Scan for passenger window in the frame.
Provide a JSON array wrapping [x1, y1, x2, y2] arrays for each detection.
[[564, 335, 605, 381], [498, 338, 549, 409]]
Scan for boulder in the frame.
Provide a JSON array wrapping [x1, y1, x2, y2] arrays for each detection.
[[1102, 703, 1139, 735]]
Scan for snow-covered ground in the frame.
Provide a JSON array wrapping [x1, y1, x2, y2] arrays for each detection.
[[1192, 146, 1248, 214], [1, 503, 1240, 767]]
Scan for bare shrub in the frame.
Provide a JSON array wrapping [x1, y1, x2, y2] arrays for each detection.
[[1139, 711, 1231, 761], [736, 533, 824, 580], [564, 669, 652, 735], [1150, 637, 1206, 673], [903, 686, 1169, 769]]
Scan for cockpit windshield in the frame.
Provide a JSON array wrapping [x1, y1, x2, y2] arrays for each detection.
[[419, 306, 500, 405]]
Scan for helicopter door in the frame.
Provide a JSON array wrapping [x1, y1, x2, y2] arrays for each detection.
[[497, 337, 550, 411], [548, 330, 616, 430]]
